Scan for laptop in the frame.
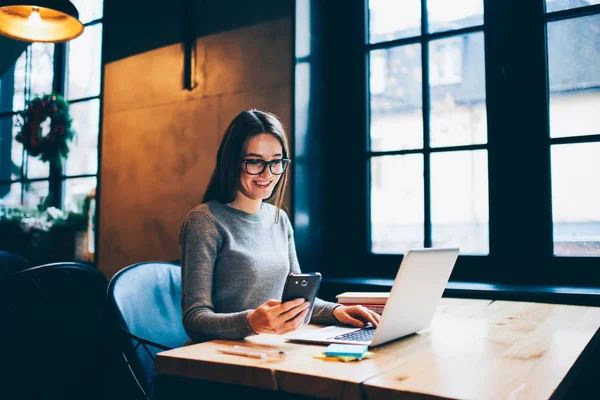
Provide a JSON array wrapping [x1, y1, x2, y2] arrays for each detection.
[[285, 247, 459, 348]]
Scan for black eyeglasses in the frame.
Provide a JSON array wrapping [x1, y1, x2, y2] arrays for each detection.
[[241, 159, 291, 175]]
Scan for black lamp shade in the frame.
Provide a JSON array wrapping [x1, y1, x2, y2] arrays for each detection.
[[0, 0, 83, 43]]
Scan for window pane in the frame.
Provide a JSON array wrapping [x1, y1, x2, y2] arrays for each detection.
[[10, 50, 27, 111], [0, 182, 21, 207], [25, 155, 50, 179], [551, 143, 600, 256], [66, 24, 102, 100], [1, 180, 51, 209], [370, 45, 423, 151], [24, 115, 50, 179], [24, 180, 49, 208], [1, 113, 51, 180], [30, 43, 55, 101], [371, 154, 424, 253], [71, 0, 103, 24], [3, 43, 54, 113], [295, 0, 310, 58], [64, 177, 96, 213], [546, 0, 600, 13], [547, 15, 600, 139], [368, 0, 421, 43], [66, 100, 100, 175], [427, 0, 484, 33], [431, 150, 489, 255], [430, 33, 487, 147], [295, 63, 310, 158], [0, 116, 21, 180]]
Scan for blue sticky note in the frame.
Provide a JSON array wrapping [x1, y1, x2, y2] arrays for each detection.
[[324, 344, 368, 357]]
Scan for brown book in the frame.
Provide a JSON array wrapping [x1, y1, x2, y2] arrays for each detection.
[[335, 292, 390, 305]]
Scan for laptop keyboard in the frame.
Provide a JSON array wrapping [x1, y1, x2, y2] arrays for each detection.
[[331, 327, 376, 342]]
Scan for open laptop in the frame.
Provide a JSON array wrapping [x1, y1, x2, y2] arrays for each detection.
[[285, 247, 459, 348]]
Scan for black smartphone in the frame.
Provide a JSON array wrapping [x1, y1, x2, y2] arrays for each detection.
[[281, 272, 322, 325]]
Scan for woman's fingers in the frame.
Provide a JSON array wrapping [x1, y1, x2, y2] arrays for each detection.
[[358, 308, 379, 327], [279, 300, 309, 322], [280, 298, 306, 312], [250, 298, 312, 334], [281, 307, 309, 332], [264, 298, 301, 322], [338, 306, 380, 328], [373, 310, 382, 323]]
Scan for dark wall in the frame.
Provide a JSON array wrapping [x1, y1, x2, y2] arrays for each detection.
[[103, 0, 292, 64], [293, 0, 369, 275], [0, 36, 28, 78]]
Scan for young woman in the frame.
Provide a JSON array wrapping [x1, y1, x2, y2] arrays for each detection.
[[180, 109, 380, 342]]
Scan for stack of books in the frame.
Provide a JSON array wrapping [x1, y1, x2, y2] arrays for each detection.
[[335, 292, 390, 314]]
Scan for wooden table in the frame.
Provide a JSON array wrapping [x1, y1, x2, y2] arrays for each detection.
[[155, 298, 600, 399]]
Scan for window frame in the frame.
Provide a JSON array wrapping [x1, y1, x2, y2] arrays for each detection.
[[365, 2, 487, 254], [293, 0, 600, 288]]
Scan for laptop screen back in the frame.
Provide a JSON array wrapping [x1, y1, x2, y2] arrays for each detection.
[[370, 247, 459, 347]]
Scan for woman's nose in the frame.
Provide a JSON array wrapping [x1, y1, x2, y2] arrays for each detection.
[[260, 166, 273, 178]]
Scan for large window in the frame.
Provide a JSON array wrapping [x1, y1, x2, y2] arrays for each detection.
[[368, 0, 488, 255], [0, 0, 103, 260], [294, 0, 600, 285]]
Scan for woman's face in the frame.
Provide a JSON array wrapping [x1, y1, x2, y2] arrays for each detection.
[[239, 133, 284, 201]]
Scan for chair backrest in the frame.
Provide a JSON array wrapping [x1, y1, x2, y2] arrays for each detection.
[[0, 250, 30, 279], [0, 262, 108, 400], [106, 261, 188, 397]]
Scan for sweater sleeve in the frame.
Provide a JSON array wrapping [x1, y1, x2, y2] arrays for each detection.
[[180, 210, 255, 342], [285, 214, 340, 326]]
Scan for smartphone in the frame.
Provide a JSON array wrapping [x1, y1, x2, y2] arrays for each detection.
[[281, 272, 322, 325]]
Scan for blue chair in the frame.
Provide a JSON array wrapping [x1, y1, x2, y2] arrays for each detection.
[[0, 250, 30, 279], [0, 262, 107, 400], [106, 261, 188, 400]]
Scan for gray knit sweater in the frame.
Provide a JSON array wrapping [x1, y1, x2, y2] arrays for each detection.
[[179, 200, 339, 342]]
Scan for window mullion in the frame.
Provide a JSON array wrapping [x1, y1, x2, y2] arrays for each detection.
[[485, 0, 552, 283], [48, 43, 68, 208], [514, 0, 554, 269], [421, 0, 432, 248]]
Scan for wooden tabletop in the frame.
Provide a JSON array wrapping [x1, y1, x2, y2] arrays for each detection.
[[155, 298, 600, 399]]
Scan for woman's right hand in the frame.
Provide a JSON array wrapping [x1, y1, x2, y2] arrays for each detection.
[[248, 298, 310, 335]]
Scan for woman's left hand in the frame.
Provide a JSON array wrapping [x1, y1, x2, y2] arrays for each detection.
[[333, 305, 381, 328]]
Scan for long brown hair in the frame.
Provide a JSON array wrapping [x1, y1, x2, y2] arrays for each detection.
[[202, 109, 290, 222]]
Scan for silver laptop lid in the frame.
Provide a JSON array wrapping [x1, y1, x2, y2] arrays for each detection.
[[370, 247, 459, 347]]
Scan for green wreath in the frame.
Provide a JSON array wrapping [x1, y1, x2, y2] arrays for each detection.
[[15, 94, 75, 164]]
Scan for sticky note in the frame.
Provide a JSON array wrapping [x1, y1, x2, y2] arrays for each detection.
[[313, 351, 375, 362], [324, 344, 368, 358]]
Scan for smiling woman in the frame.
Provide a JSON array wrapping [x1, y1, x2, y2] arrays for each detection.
[[178, 109, 381, 343], [201, 109, 290, 220], [235, 133, 289, 213]]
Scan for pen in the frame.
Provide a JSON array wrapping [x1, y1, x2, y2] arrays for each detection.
[[233, 345, 288, 357], [218, 348, 267, 359], [233, 344, 287, 356]]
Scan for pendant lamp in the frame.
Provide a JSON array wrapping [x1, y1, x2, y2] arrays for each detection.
[[0, 0, 83, 43]]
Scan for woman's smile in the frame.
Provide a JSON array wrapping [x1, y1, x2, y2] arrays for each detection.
[[253, 179, 274, 189]]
